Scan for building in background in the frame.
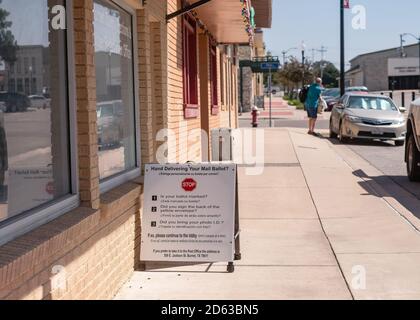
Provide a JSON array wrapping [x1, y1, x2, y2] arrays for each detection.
[[5, 46, 48, 96], [346, 43, 420, 91], [238, 29, 269, 112]]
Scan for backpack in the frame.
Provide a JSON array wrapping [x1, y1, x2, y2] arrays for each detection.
[[299, 86, 309, 103]]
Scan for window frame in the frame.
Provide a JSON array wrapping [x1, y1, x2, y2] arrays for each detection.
[[0, 0, 79, 246], [209, 44, 219, 115], [182, 14, 199, 119], [220, 52, 225, 107], [95, 0, 142, 194]]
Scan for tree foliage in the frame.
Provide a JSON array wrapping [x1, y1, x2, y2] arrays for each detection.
[[264, 55, 340, 93], [312, 61, 340, 88], [0, 0, 17, 64], [273, 57, 313, 91]]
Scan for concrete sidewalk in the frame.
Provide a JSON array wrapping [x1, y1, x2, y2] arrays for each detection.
[[115, 128, 420, 300]]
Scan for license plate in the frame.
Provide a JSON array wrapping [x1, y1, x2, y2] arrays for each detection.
[[371, 128, 383, 135]]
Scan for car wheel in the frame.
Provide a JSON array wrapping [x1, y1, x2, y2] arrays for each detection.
[[329, 120, 338, 139], [407, 135, 420, 182], [339, 123, 348, 144], [395, 140, 405, 147]]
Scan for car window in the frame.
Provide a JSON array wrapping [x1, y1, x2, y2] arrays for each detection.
[[347, 96, 398, 111], [97, 104, 114, 118], [323, 88, 340, 98]]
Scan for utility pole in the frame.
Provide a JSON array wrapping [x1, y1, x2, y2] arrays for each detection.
[[319, 45, 328, 62], [268, 66, 272, 128], [301, 41, 306, 87], [320, 63, 327, 81], [400, 34, 407, 57], [281, 47, 298, 66], [340, 0, 345, 96]]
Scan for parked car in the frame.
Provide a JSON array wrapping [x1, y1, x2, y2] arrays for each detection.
[[322, 88, 341, 112], [97, 100, 124, 149], [346, 86, 369, 93], [28, 95, 50, 109], [329, 93, 406, 146], [323, 87, 370, 112], [405, 98, 420, 181], [0, 92, 30, 113]]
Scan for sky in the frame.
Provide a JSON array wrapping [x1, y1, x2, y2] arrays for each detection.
[[264, 0, 420, 69], [2, 0, 50, 46], [1, 0, 125, 53]]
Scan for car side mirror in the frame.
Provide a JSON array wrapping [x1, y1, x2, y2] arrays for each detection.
[[336, 104, 344, 110], [399, 107, 406, 113]]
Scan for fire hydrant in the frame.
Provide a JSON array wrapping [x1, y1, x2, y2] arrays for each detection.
[[251, 106, 260, 128]]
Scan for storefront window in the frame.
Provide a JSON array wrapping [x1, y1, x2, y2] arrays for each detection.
[[182, 14, 198, 119], [93, 0, 136, 180], [0, 0, 71, 223]]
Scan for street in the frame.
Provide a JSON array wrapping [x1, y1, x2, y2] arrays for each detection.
[[346, 140, 420, 199], [4, 108, 52, 167]]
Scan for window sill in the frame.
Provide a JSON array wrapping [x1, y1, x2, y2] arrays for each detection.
[[100, 168, 142, 194], [184, 104, 199, 119], [0, 194, 80, 247]]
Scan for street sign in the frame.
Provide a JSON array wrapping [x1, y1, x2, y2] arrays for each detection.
[[141, 163, 237, 263], [260, 62, 280, 70]]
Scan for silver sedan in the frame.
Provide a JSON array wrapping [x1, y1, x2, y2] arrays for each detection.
[[329, 93, 406, 146]]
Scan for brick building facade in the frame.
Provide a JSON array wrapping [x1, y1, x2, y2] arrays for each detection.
[[0, 0, 271, 300]]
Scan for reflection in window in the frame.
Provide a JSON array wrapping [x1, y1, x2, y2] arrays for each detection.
[[0, 0, 71, 223], [94, 0, 136, 180]]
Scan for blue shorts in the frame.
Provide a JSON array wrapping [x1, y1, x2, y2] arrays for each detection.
[[307, 107, 318, 119]]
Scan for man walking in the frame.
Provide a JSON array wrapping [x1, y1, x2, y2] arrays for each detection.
[[305, 77, 323, 135]]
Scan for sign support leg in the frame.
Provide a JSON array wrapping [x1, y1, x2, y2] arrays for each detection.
[[227, 169, 241, 273]]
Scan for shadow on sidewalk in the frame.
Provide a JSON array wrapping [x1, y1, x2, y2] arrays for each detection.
[[352, 169, 420, 222], [328, 137, 397, 147], [138, 262, 230, 274]]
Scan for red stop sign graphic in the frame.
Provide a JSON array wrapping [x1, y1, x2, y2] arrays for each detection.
[[182, 178, 197, 192]]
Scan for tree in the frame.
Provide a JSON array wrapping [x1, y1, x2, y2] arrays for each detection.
[[312, 61, 339, 88], [277, 57, 314, 93], [0, 0, 17, 65]]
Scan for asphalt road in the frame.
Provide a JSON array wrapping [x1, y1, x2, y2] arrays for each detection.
[[344, 139, 420, 199], [4, 108, 51, 159]]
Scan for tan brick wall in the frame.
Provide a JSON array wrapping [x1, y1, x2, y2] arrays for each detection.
[[167, 0, 203, 163], [0, 182, 141, 300]]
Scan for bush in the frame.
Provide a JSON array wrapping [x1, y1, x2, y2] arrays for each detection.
[[284, 96, 304, 110]]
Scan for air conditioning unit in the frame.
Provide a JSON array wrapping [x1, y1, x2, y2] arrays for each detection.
[[211, 128, 238, 162]]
